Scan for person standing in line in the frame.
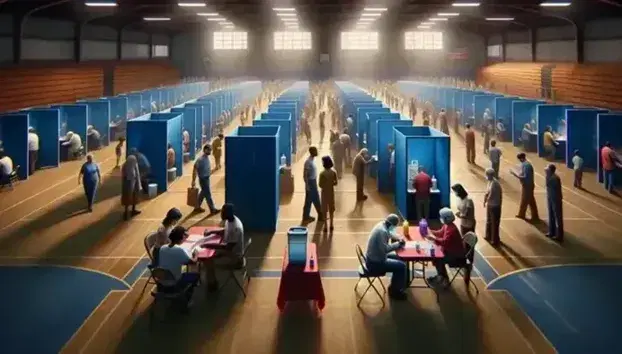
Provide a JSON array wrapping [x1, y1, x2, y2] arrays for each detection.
[[121, 155, 141, 220], [545, 164, 564, 242], [600, 142, 620, 194], [319, 156, 338, 232], [572, 149, 584, 188], [454, 110, 462, 134], [78, 154, 101, 212], [452, 184, 476, 236], [340, 129, 352, 167], [511, 153, 540, 221], [439, 109, 449, 135], [27, 127, 39, 175], [484, 168, 502, 247], [302, 146, 323, 223], [192, 144, 220, 215], [115, 137, 125, 168], [331, 135, 345, 179], [352, 148, 373, 202], [465, 123, 476, 164], [413, 166, 432, 221], [482, 122, 491, 155], [319, 111, 326, 144], [212, 133, 224, 170], [489, 140, 502, 178]]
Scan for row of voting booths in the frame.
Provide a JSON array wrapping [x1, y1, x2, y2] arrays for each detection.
[[1, 81, 210, 180], [397, 80, 622, 188], [335, 82, 451, 222], [224, 81, 293, 232], [126, 81, 262, 194]]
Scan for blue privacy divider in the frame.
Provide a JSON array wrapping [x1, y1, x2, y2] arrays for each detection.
[[225, 126, 280, 232], [140, 91, 152, 114], [106, 97, 128, 121], [461, 91, 476, 126], [356, 105, 389, 149], [171, 106, 198, 160], [24, 109, 60, 169], [536, 104, 574, 158], [150, 113, 183, 179], [394, 126, 449, 221], [268, 105, 297, 152], [367, 112, 401, 156], [256, 113, 292, 165], [474, 94, 502, 130], [512, 100, 544, 148], [377, 119, 412, 193], [126, 119, 168, 193], [566, 109, 608, 170], [187, 101, 213, 143], [51, 104, 88, 151], [596, 113, 622, 186], [0, 114, 29, 179], [122, 94, 142, 119], [260, 112, 295, 155], [183, 104, 205, 151], [82, 100, 111, 147], [494, 97, 520, 142]]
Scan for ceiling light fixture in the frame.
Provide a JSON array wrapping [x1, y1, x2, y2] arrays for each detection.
[[452, 2, 480, 7], [178, 2, 206, 7], [85, 1, 117, 6], [144, 17, 171, 21], [276, 13, 297, 17], [358, 18, 376, 22], [273, 8, 296, 11], [206, 17, 225, 21], [197, 13, 219, 17], [486, 17, 515, 21], [438, 12, 460, 16], [418, 25, 431, 29], [360, 13, 382, 17], [420, 22, 434, 26], [540, 1, 571, 6], [363, 7, 388, 12], [429, 17, 448, 21]]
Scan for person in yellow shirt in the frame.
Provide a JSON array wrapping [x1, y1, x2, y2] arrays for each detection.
[[212, 134, 224, 170], [542, 126, 558, 160]]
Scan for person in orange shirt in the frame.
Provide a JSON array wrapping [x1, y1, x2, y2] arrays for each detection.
[[464, 123, 476, 164], [601, 142, 620, 194]]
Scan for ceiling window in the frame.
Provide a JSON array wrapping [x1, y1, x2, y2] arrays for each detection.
[[405, 31, 443, 50], [213, 31, 248, 50], [340, 31, 379, 50], [152, 45, 169, 57], [274, 31, 312, 50]]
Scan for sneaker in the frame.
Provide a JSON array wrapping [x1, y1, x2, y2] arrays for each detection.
[[194, 207, 206, 213], [131, 210, 141, 217], [210, 208, 221, 215], [302, 216, 316, 223]]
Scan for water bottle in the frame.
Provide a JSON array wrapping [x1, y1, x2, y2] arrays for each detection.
[[402, 221, 410, 237], [415, 242, 421, 253], [309, 255, 315, 269], [280, 154, 287, 167], [430, 247, 436, 258], [431, 175, 438, 190], [419, 218, 428, 236]]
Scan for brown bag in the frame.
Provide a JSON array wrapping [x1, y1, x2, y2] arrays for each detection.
[[186, 187, 199, 207]]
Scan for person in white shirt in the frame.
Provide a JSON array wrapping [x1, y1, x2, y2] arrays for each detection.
[[0, 151, 14, 185], [157, 226, 199, 308], [302, 146, 322, 223], [182, 130, 190, 153], [201, 203, 246, 291], [62, 131, 82, 159], [28, 127, 39, 175], [87, 125, 101, 150]]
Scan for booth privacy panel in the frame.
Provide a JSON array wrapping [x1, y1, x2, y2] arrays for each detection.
[[494, 97, 520, 142], [52, 104, 88, 151], [26, 109, 60, 168], [394, 129, 408, 217], [536, 104, 574, 158], [512, 100, 543, 147], [1, 114, 29, 179], [107, 97, 129, 121], [596, 113, 622, 186], [357, 106, 389, 149], [377, 119, 412, 193], [253, 119, 290, 165], [165, 115, 184, 178], [367, 112, 400, 156], [126, 120, 168, 193], [84, 100, 111, 146], [566, 109, 607, 170], [260, 112, 295, 154], [171, 107, 199, 160]]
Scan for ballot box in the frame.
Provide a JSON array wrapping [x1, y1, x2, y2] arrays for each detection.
[[287, 227, 308, 267]]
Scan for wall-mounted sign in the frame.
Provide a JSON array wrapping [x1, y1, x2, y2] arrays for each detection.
[[448, 49, 469, 60]]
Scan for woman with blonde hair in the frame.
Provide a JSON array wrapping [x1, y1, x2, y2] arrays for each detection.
[[319, 156, 338, 232], [121, 154, 142, 220]]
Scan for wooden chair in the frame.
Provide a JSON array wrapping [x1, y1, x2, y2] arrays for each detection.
[[354, 244, 386, 307], [446, 231, 480, 294]]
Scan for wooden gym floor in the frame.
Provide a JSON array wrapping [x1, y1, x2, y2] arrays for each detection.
[[1, 95, 621, 354]]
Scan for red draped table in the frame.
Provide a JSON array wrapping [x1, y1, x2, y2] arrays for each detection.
[[276, 243, 325, 311]]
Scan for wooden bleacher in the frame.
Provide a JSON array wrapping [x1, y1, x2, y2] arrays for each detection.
[[478, 62, 622, 110], [0, 66, 103, 113], [113, 62, 180, 95]]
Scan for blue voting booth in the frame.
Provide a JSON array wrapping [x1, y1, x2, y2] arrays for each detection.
[[171, 106, 199, 160], [367, 112, 401, 156], [225, 126, 280, 232], [26, 109, 60, 169], [186, 102, 212, 145], [82, 100, 111, 147], [474, 94, 501, 130], [596, 113, 622, 186], [52, 104, 88, 154], [122, 94, 142, 119], [140, 91, 152, 114], [536, 104, 574, 160], [461, 91, 476, 127], [566, 109, 608, 170], [151, 113, 183, 178], [494, 97, 520, 142], [394, 126, 450, 222], [356, 104, 388, 148], [255, 112, 292, 165], [377, 119, 413, 193], [268, 104, 298, 153], [512, 100, 543, 151], [0, 114, 29, 179]]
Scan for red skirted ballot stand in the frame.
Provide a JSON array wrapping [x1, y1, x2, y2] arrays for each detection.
[[277, 243, 325, 311]]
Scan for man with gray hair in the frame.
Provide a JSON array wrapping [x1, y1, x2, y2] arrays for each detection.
[[365, 214, 407, 300], [484, 168, 502, 246]]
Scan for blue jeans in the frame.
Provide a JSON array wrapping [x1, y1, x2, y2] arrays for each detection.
[[604, 169, 615, 193], [366, 256, 407, 292], [198, 176, 217, 211], [83, 179, 98, 208], [303, 181, 321, 219]]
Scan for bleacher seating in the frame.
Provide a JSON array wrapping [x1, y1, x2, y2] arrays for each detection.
[[113, 62, 180, 95]]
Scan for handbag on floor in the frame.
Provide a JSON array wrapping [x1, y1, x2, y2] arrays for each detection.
[[186, 187, 199, 207]]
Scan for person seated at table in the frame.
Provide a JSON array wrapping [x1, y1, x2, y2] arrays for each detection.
[[151, 207, 183, 265], [0, 151, 14, 186], [130, 148, 151, 193], [424, 208, 466, 288], [521, 123, 532, 146], [198, 203, 245, 292], [87, 125, 102, 150], [542, 125, 558, 160], [151, 101, 158, 112], [157, 226, 200, 310], [167, 143, 176, 170], [365, 214, 407, 300], [182, 130, 190, 153], [62, 131, 83, 160]]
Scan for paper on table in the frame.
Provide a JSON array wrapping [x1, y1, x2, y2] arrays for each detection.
[[181, 234, 219, 253], [405, 241, 432, 250]]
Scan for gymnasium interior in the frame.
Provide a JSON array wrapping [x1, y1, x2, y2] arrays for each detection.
[[1, 1, 622, 353]]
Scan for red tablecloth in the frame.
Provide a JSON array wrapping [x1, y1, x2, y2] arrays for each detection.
[[396, 227, 445, 262], [276, 243, 326, 311], [186, 226, 224, 260]]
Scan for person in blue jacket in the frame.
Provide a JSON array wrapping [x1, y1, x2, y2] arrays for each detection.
[[545, 164, 564, 242], [78, 154, 101, 212]]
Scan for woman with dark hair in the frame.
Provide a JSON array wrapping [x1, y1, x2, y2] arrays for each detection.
[[452, 183, 476, 236], [319, 155, 338, 232], [156, 208, 183, 247]]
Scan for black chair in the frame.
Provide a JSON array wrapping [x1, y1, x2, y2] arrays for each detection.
[[354, 244, 387, 307], [1, 165, 20, 189], [149, 268, 192, 328], [446, 232, 480, 294], [219, 238, 252, 297]]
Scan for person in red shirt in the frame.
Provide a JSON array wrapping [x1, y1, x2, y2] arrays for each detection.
[[425, 208, 466, 287], [601, 142, 620, 194], [465, 123, 476, 164], [413, 167, 432, 221]]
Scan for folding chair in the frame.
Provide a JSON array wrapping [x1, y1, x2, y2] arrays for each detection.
[[149, 268, 192, 327], [354, 244, 386, 307], [446, 231, 480, 294], [219, 238, 252, 297], [140, 232, 159, 295]]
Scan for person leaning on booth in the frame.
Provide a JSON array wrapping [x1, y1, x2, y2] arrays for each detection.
[[27, 127, 39, 175], [413, 166, 432, 221], [364, 214, 407, 300], [192, 144, 220, 215], [424, 208, 466, 288], [352, 148, 373, 202]]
